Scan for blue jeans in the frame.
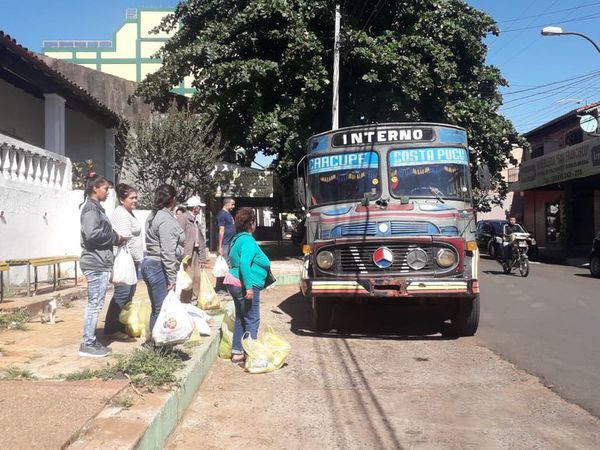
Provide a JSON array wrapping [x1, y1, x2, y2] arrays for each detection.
[[141, 258, 168, 333], [226, 284, 260, 355], [104, 262, 140, 335], [82, 270, 111, 346]]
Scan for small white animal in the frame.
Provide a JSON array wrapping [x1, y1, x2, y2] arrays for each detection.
[[41, 298, 57, 324]]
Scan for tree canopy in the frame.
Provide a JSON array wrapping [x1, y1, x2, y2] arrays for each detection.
[[121, 106, 222, 207], [136, 0, 524, 210]]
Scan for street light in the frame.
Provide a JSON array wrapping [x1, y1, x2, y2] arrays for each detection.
[[541, 26, 600, 54]]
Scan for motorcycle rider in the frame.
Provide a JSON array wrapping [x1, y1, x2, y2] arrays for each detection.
[[502, 217, 521, 263]]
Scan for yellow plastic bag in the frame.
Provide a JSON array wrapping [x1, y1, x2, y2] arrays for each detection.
[[261, 326, 291, 370], [119, 298, 152, 339], [138, 299, 151, 342], [218, 323, 233, 359], [199, 269, 220, 310], [177, 262, 193, 292], [242, 333, 275, 374], [119, 300, 142, 337], [221, 297, 236, 331]]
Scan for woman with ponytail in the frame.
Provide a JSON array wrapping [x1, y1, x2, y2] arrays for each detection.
[[141, 184, 185, 335], [79, 172, 124, 358]]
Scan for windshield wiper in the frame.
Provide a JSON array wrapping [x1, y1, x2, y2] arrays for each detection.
[[429, 187, 445, 204]]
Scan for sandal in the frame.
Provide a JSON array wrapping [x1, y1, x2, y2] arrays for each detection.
[[231, 354, 245, 363]]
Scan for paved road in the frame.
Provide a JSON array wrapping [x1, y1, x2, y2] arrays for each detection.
[[478, 256, 600, 417], [167, 285, 600, 449]]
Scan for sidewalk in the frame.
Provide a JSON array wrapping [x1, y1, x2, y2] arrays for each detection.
[[0, 242, 303, 449]]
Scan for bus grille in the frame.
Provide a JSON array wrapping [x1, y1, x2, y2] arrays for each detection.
[[336, 243, 435, 274]]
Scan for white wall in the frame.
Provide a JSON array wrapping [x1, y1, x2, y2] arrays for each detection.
[[65, 107, 107, 176], [0, 181, 82, 285], [0, 79, 44, 147]]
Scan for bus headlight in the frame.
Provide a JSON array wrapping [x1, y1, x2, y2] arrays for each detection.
[[436, 249, 456, 268], [316, 251, 334, 270]]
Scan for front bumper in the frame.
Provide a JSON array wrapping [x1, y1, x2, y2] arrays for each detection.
[[303, 277, 479, 298]]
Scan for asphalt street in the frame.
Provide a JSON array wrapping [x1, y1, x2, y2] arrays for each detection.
[[168, 283, 600, 448], [478, 256, 600, 417]]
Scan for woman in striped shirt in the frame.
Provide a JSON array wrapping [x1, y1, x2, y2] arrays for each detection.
[[104, 183, 144, 338]]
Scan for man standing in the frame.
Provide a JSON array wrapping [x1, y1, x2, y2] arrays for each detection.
[[177, 196, 207, 303], [216, 197, 235, 292]]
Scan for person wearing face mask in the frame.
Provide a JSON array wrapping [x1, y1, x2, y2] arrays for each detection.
[[103, 183, 144, 339], [79, 172, 125, 357]]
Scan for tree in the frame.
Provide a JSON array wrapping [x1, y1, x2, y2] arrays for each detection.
[[121, 106, 223, 207], [136, 0, 525, 210]]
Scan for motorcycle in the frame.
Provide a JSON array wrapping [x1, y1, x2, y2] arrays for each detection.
[[499, 232, 531, 277]]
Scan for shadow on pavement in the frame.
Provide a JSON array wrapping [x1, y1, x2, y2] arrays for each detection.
[[278, 291, 458, 341], [259, 239, 302, 262]]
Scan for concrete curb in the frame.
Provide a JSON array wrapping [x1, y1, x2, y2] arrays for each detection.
[[272, 273, 301, 287], [136, 311, 225, 450]]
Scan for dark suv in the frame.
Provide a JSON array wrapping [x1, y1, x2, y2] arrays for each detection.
[[476, 219, 538, 260]]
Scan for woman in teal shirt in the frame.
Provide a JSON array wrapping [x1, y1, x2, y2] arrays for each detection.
[[224, 208, 271, 363]]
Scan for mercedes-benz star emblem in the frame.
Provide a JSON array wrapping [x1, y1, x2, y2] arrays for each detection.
[[406, 248, 428, 270], [373, 247, 394, 269]]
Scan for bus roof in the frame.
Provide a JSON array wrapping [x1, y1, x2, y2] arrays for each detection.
[[307, 123, 467, 153], [308, 122, 466, 139]]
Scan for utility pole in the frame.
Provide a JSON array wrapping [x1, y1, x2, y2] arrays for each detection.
[[331, 3, 341, 130]]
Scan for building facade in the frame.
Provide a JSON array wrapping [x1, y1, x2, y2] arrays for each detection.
[[1, 31, 121, 281], [42, 8, 195, 97], [510, 102, 600, 256]]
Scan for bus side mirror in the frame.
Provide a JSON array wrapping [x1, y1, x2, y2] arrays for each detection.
[[476, 163, 492, 190], [295, 177, 306, 207]]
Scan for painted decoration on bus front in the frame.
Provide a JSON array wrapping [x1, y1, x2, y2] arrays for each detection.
[[308, 151, 379, 174], [389, 148, 468, 166]]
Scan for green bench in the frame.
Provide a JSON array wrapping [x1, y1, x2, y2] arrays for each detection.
[[6, 255, 79, 297]]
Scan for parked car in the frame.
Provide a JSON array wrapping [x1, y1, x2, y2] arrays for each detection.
[[590, 233, 600, 277], [475, 219, 539, 260]]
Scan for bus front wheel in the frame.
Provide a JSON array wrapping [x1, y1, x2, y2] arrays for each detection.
[[449, 295, 480, 337], [312, 296, 333, 332]]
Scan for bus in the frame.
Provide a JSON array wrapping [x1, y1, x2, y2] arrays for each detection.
[[296, 123, 480, 335]]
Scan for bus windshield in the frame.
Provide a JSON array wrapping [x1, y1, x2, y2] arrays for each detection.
[[388, 147, 470, 200], [308, 151, 380, 205]]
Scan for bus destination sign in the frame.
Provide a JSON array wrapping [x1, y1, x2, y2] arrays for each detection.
[[331, 127, 434, 147]]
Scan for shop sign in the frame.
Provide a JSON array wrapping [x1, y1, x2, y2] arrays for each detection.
[[513, 138, 600, 190]]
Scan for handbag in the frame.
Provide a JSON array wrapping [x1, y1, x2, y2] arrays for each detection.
[[263, 268, 276, 289]]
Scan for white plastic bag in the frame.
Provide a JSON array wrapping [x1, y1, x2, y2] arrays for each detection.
[[182, 303, 212, 336], [176, 262, 193, 295], [152, 291, 194, 346], [112, 247, 138, 285], [212, 256, 229, 278]]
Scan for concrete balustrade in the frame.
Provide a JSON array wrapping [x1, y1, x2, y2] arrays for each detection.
[[0, 133, 71, 190]]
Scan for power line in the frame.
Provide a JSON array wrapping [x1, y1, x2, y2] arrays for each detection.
[[499, 11, 600, 33], [502, 70, 600, 95], [501, 72, 600, 109], [497, 1, 600, 24]]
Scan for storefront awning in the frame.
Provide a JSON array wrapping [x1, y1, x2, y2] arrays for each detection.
[[509, 137, 600, 191]]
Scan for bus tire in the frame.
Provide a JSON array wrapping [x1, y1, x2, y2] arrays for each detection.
[[450, 295, 480, 337], [312, 296, 333, 332]]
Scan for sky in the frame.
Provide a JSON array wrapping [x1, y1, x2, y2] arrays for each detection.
[[3, 0, 600, 136]]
